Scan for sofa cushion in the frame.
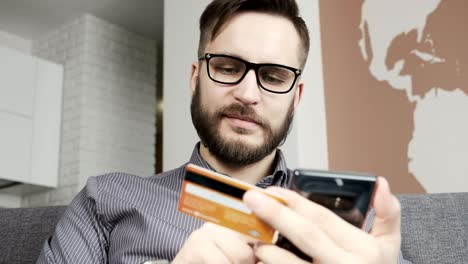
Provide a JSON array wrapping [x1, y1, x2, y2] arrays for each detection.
[[0, 206, 66, 264], [1, 194, 467, 263], [399, 193, 468, 264]]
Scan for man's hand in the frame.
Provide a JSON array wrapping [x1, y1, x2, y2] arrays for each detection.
[[243, 177, 401, 264], [172, 222, 257, 264]]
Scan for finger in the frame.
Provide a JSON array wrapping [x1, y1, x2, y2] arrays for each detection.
[[267, 187, 363, 229], [243, 190, 346, 262], [213, 234, 256, 264], [203, 223, 256, 264], [203, 222, 259, 243], [177, 228, 231, 264], [254, 244, 309, 264], [265, 187, 371, 252], [370, 177, 401, 245], [204, 240, 232, 264]]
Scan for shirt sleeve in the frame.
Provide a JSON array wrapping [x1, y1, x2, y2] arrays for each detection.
[[36, 177, 109, 264], [364, 209, 413, 264]]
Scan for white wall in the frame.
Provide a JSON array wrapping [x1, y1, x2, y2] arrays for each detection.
[[295, 0, 329, 170], [163, 0, 209, 170], [0, 29, 31, 54], [163, 0, 328, 171]]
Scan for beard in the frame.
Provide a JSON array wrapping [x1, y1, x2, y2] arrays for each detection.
[[190, 80, 295, 167]]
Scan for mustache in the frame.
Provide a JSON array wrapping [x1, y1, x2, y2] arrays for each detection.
[[216, 103, 267, 128]]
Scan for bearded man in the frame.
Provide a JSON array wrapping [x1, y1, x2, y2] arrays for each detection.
[[37, 1, 406, 263]]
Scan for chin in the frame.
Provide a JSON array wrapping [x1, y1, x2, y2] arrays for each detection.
[[223, 135, 263, 149], [224, 126, 259, 138]]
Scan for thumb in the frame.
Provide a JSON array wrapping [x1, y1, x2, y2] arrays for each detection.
[[370, 177, 401, 245]]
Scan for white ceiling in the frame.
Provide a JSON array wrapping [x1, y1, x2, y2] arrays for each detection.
[[0, 0, 163, 42]]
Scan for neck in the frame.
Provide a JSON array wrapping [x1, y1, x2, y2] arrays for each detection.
[[198, 143, 277, 185]]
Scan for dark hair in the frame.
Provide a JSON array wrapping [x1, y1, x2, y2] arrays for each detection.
[[198, 0, 310, 68]]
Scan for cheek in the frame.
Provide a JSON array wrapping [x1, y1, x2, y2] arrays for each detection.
[[265, 103, 288, 127], [199, 85, 226, 113], [270, 96, 294, 118]]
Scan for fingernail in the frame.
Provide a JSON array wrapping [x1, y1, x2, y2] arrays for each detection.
[[243, 190, 265, 211]]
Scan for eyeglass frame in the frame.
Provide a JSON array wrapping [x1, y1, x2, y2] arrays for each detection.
[[198, 53, 302, 94]]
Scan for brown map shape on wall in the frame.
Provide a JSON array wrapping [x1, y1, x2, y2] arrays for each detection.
[[320, 0, 468, 193], [386, 0, 467, 97], [319, 0, 426, 193]]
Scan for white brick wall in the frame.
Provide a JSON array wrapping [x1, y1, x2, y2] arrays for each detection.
[[22, 14, 157, 207]]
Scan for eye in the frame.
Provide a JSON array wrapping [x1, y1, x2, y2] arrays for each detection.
[[259, 66, 294, 85], [261, 73, 286, 84], [215, 65, 240, 75]]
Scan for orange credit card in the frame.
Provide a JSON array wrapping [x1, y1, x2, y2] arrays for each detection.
[[178, 163, 287, 243]]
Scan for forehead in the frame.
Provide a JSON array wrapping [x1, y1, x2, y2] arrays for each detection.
[[205, 12, 302, 68]]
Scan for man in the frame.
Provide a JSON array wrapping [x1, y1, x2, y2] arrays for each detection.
[[37, 0, 407, 263]]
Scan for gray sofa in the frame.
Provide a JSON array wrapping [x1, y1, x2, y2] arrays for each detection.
[[1, 193, 467, 263]]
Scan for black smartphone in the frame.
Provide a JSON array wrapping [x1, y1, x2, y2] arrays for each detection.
[[276, 169, 377, 261]]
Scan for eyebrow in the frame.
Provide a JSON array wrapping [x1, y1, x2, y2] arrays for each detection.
[[209, 51, 287, 65], [211, 51, 247, 60]]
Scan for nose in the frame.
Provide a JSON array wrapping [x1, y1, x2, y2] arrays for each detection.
[[232, 69, 261, 105]]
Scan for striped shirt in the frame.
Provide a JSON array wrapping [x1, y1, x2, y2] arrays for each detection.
[[37, 144, 410, 263]]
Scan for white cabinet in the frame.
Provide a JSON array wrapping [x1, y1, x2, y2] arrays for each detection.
[[0, 47, 35, 116], [0, 46, 63, 190]]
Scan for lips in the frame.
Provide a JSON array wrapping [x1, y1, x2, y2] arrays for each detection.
[[224, 113, 259, 124], [217, 103, 265, 128]]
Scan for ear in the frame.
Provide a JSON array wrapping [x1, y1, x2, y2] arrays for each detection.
[[293, 80, 304, 110], [190, 62, 199, 96]]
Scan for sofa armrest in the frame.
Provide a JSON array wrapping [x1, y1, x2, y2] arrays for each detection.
[[0, 206, 66, 264], [399, 193, 468, 264]]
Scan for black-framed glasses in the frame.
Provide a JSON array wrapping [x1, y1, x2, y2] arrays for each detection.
[[199, 53, 302, 94]]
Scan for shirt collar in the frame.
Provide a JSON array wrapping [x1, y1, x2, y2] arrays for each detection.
[[188, 142, 291, 188]]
